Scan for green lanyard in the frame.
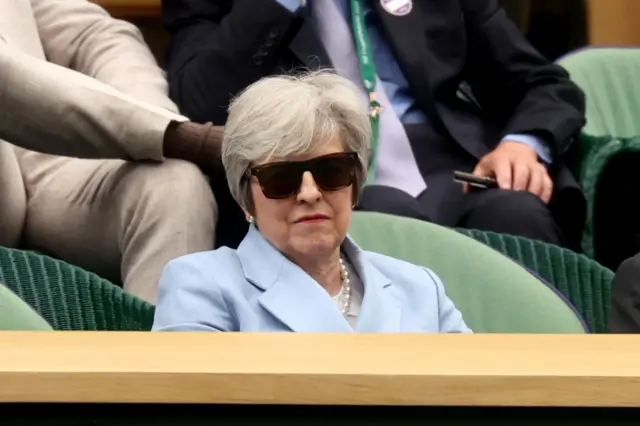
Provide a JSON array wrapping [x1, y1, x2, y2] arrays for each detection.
[[350, 0, 381, 185]]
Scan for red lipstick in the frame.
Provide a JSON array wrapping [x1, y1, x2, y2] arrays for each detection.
[[295, 214, 329, 223]]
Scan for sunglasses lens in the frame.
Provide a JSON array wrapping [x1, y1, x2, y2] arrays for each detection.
[[252, 153, 357, 199], [256, 165, 301, 198], [312, 154, 356, 190]]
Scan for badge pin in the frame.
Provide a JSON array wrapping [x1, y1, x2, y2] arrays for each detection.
[[380, 0, 413, 17]]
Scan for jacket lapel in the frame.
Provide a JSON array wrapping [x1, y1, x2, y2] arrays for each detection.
[[237, 227, 351, 332], [342, 236, 402, 333], [237, 228, 402, 333]]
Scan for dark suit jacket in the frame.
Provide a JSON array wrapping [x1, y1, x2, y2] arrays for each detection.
[[163, 0, 587, 248], [608, 253, 640, 333]]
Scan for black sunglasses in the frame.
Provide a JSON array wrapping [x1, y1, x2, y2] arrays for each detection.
[[247, 152, 360, 199]]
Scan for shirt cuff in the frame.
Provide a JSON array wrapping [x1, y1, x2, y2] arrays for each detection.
[[501, 134, 553, 164], [275, 0, 304, 12]]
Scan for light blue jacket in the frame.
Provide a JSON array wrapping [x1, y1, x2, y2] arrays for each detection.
[[152, 226, 471, 333]]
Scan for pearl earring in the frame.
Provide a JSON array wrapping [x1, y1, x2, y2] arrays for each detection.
[[248, 215, 255, 224]]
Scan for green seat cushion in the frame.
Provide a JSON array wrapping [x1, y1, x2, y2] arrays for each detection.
[[0, 283, 52, 330], [349, 212, 587, 333], [558, 47, 640, 139]]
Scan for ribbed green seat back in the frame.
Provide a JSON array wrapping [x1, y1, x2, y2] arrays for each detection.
[[558, 48, 640, 265], [456, 229, 613, 334], [0, 247, 153, 331], [0, 284, 52, 330], [348, 212, 587, 333]]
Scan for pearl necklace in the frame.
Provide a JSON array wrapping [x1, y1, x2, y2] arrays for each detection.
[[332, 256, 352, 315]]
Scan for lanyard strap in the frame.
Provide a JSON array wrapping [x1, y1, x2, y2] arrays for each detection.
[[350, 0, 381, 185]]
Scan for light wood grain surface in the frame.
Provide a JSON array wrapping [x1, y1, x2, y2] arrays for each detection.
[[1, 333, 639, 406], [91, 0, 161, 17]]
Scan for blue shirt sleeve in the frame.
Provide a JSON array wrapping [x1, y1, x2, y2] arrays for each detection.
[[275, 0, 304, 12], [501, 133, 553, 164]]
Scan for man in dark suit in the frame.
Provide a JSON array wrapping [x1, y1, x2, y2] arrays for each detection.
[[608, 253, 640, 333], [163, 0, 586, 250]]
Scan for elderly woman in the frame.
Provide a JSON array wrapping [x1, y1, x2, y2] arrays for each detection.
[[152, 71, 470, 333]]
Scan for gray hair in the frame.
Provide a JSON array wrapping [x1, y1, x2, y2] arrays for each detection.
[[222, 70, 371, 213]]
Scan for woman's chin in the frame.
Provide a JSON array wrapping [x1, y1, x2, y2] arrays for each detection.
[[290, 234, 340, 258]]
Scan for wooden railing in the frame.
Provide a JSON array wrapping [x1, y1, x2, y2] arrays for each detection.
[[91, 0, 161, 18], [1, 333, 640, 406]]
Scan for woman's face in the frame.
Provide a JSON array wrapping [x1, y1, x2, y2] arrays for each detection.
[[247, 138, 356, 262]]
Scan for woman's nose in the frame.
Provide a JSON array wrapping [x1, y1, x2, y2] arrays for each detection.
[[296, 171, 322, 203]]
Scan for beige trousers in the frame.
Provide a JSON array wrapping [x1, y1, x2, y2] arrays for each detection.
[[1, 148, 217, 304]]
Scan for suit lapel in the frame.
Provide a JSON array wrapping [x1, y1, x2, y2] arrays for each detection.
[[237, 227, 351, 333], [237, 228, 402, 333], [342, 236, 402, 333], [372, 1, 449, 137], [257, 264, 353, 333]]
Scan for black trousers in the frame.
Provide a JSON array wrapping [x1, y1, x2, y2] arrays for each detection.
[[357, 184, 565, 247], [355, 122, 565, 247]]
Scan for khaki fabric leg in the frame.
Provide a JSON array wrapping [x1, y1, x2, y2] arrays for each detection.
[[20, 155, 217, 303], [0, 141, 26, 247]]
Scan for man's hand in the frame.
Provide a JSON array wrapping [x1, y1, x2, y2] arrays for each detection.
[[470, 141, 553, 204]]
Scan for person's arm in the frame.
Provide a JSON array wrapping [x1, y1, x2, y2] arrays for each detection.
[[423, 268, 472, 333], [0, 42, 176, 161], [153, 256, 233, 332], [162, 0, 301, 124], [31, 0, 178, 112], [3, 0, 224, 171], [460, 0, 585, 159]]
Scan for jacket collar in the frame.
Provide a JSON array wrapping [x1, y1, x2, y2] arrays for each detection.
[[237, 226, 401, 332]]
